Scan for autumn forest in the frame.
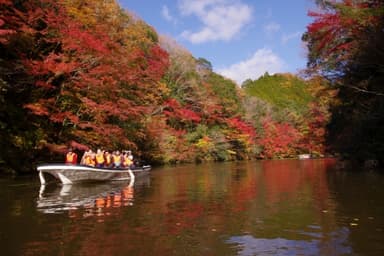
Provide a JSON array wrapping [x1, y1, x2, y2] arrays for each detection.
[[0, 0, 383, 174]]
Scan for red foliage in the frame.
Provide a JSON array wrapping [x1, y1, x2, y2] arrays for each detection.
[[50, 111, 79, 124], [0, 0, 30, 43], [24, 53, 80, 78], [69, 140, 89, 151], [1, 0, 170, 152], [258, 118, 301, 158], [0, 20, 15, 43], [305, 0, 381, 68], [64, 25, 110, 55], [299, 103, 328, 155], [0, 0, 12, 4], [164, 99, 201, 123], [164, 98, 179, 108], [35, 80, 55, 89], [178, 108, 201, 123], [227, 117, 256, 139], [307, 11, 343, 54], [145, 46, 170, 81], [24, 102, 50, 116]]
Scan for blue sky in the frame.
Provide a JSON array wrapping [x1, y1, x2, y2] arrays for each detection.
[[118, 0, 315, 85]]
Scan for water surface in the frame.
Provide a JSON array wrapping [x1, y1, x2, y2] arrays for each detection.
[[1, 159, 383, 255]]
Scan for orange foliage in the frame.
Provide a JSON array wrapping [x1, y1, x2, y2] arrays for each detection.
[[15, 0, 170, 151], [259, 118, 301, 158]]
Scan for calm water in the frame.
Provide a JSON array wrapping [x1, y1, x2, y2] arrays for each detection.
[[1, 159, 384, 255]]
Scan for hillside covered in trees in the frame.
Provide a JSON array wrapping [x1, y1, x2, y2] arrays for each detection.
[[242, 73, 334, 159], [0, 0, 381, 174]]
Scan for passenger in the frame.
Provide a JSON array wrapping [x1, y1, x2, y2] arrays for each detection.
[[84, 150, 95, 167], [127, 150, 135, 168], [112, 151, 121, 168], [120, 151, 126, 168], [104, 150, 112, 168], [80, 149, 91, 165], [95, 149, 105, 168], [122, 151, 133, 169], [65, 148, 78, 165]]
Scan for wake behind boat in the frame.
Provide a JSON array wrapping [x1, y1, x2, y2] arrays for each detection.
[[37, 164, 151, 185]]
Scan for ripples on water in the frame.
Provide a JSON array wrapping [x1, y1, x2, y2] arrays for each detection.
[[1, 159, 384, 255]]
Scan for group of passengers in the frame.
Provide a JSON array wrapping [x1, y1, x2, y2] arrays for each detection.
[[66, 148, 135, 169]]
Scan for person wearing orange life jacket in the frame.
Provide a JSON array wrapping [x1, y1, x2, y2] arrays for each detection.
[[104, 150, 112, 168], [125, 150, 135, 168], [112, 151, 121, 168], [84, 150, 95, 167], [95, 149, 105, 168], [65, 148, 78, 165], [80, 149, 90, 165], [120, 151, 126, 168], [122, 151, 133, 168]]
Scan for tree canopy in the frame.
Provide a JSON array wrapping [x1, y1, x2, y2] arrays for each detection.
[[0, 0, 336, 174], [303, 0, 384, 162]]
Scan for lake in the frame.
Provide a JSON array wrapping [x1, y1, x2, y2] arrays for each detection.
[[1, 159, 384, 255]]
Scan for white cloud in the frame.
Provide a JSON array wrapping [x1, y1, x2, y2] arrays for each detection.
[[178, 0, 253, 43], [162, 5, 177, 24], [216, 48, 285, 85], [263, 22, 280, 35], [281, 31, 302, 44]]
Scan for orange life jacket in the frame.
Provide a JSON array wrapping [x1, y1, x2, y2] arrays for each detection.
[[105, 154, 111, 165], [95, 153, 104, 164], [124, 157, 132, 166], [66, 152, 77, 164], [66, 153, 74, 163], [85, 155, 95, 166], [113, 155, 121, 164]]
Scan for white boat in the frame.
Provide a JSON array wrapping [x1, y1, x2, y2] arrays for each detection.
[[298, 154, 311, 159], [37, 164, 151, 185]]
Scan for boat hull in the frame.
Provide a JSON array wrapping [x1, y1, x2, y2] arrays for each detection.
[[37, 164, 151, 185]]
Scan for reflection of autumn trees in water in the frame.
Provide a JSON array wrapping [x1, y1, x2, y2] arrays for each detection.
[[261, 159, 335, 211], [147, 159, 337, 236], [63, 160, 337, 224], [25, 160, 340, 255], [68, 185, 135, 219]]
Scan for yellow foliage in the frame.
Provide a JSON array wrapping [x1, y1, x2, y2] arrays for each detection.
[[141, 81, 170, 106], [196, 136, 213, 151], [62, 0, 157, 53], [63, 0, 117, 28]]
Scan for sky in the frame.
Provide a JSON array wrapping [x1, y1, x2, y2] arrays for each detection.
[[118, 0, 316, 85]]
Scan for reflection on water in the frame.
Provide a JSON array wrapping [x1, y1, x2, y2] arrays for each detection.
[[37, 176, 149, 216], [227, 227, 352, 256], [1, 159, 384, 255]]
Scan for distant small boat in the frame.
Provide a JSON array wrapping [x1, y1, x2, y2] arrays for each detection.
[[298, 154, 311, 159], [37, 164, 151, 185]]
